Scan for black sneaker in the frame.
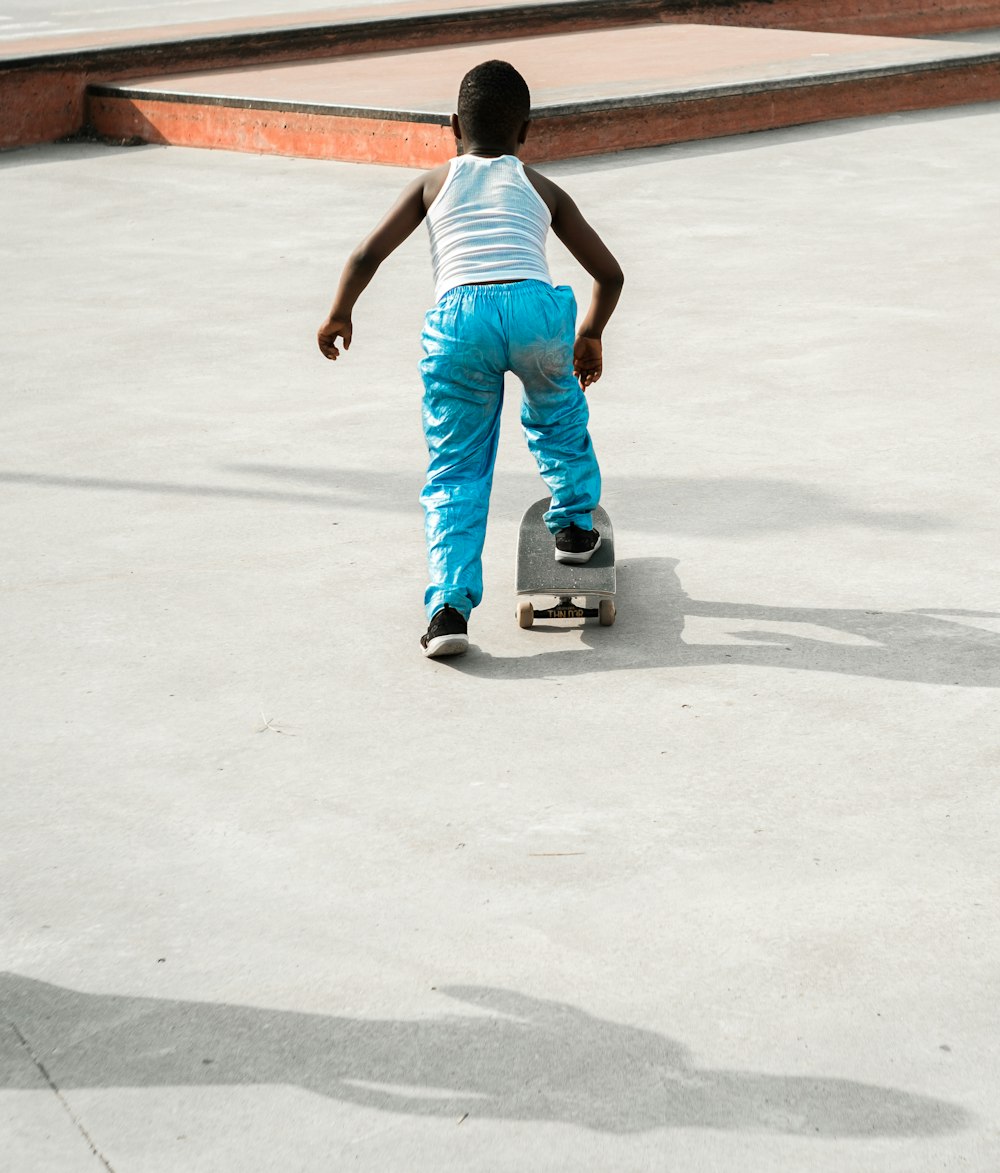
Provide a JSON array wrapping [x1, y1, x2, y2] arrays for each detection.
[[420, 605, 469, 658], [554, 524, 601, 564]]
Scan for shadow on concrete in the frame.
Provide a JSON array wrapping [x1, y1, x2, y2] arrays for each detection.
[[0, 139, 161, 170], [5, 466, 988, 686], [0, 465, 944, 538], [454, 558, 1000, 687], [2, 973, 969, 1136], [234, 464, 943, 537]]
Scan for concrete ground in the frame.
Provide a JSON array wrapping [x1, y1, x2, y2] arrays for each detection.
[[0, 0, 558, 55], [97, 24, 1000, 112], [2, 101, 1000, 1171], [0, 0, 495, 41]]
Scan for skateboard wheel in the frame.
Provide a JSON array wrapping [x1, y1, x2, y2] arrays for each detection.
[[599, 598, 616, 626], [517, 600, 534, 629]]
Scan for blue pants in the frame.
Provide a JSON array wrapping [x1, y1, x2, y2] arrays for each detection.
[[420, 280, 601, 620]]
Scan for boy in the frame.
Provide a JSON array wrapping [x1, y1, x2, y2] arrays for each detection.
[[317, 59, 623, 657]]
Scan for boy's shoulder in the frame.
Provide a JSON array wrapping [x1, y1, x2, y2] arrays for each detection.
[[521, 163, 561, 218], [420, 159, 455, 210]]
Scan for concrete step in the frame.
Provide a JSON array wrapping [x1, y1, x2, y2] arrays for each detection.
[[85, 24, 1000, 165], [6, 0, 1000, 61], [4, 0, 1000, 149]]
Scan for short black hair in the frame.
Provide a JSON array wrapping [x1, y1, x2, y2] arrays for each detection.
[[456, 60, 531, 145]]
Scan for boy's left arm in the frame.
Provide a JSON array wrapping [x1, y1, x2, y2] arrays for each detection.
[[525, 168, 624, 390], [317, 173, 432, 361]]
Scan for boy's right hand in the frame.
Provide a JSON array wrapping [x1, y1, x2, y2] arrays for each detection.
[[317, 315, 352, 361], [573, 334, 603, 390]]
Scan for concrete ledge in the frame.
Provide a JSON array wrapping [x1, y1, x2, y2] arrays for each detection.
[[83, 25, 1000, 165], [5, 0, 1000, 65], [86, 94, 453, 166], [5, 0, 1000, 149], [0, 68, 84, 146], [528, 57, 1000, 159], [84, 62, 1000, 165]]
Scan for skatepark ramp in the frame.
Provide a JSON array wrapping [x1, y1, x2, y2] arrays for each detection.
[[2, 0, 1000, 155]]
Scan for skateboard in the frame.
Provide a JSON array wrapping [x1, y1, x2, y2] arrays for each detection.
[[515, 497, 616, 628]]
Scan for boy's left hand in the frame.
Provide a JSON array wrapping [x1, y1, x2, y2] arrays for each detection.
[[573, 334, 602, 390], [318, 315, 352, 361]]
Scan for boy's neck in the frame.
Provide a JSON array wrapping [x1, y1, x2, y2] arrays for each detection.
[[450, 114, 529, 159], [462, 141, 521, 159]]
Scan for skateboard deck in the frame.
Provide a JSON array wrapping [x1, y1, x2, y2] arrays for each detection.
[[515, 497, 616, 628]]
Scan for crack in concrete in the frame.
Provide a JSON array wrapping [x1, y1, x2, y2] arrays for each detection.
[[7, 1017, 118, 1173]]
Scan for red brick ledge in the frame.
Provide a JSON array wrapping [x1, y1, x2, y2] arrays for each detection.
[[4, 0, 1000, 150], [5, 0, 1000, 69], [85, 53, 1000, 167]]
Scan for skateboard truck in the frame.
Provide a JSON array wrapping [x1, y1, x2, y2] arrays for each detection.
[[516, 594, 616, 628], [532, 595, 598, 621]]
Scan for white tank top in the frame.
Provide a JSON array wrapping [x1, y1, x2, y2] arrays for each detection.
[[426, 154, 553, 302]]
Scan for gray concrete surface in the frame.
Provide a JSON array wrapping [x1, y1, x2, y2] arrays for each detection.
[[2, 102, 1000, 1171], [0, 0, 557, 50], [2, 0, 999, 46], [92, 25, 1000, 115], [0, 0, 476, 42]]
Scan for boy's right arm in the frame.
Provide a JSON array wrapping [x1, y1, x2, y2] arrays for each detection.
[[527, 169, 624, 389], [317, 166, 446, 361]]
